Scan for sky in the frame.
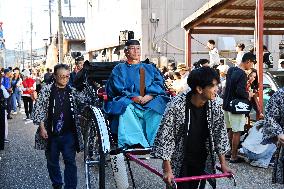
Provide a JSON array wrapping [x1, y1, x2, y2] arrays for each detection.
[[1, 0, 50, 50], [0, 0, 84, 50]]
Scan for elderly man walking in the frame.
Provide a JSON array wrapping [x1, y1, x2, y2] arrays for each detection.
[[31, 64, 87, 189]]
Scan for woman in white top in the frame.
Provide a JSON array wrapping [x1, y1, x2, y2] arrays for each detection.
[[235, 43, 246, 66], [241, 120, 276, 168]]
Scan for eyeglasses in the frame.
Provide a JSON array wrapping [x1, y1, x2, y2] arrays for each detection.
[[127, 46, 141, 51], [56, 75, 70, 79]]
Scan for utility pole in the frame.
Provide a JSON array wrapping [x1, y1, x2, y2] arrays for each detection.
[[58, 0, 63, 64], [68, 0, 72, 16], [22, 40, 24, 69], [49, 0, 52, 44], [30, 2, 33, 68]]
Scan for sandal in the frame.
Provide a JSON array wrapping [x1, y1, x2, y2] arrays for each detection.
[[229, 158, 245, 163]]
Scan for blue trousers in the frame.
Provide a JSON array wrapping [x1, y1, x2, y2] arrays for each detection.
[[11, 92, 21, 112], [45, 132, 77, 189], [243, 144, 277, 167], [118, 104, 162, 148]]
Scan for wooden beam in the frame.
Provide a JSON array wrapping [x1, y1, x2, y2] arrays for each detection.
[[183, 0, 236, 30], [199, 22, 284, 28], [225, 5, 284, 12], [190, 29, 284, 35], [186, 31, 192, 70], [212, 15, 284, 21]]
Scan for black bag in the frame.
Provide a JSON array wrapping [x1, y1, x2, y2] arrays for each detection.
[[229, 98, 252, 114]]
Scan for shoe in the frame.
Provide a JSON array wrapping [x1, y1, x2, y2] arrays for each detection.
[[250, 161, 268, 168], [225, 153, 231, 159], [52, 184, 62, 189], [229, 158, 245, 163], [4, 139, 9, 143], [12, 112, 17, 115], [7, 116, 12, 119]]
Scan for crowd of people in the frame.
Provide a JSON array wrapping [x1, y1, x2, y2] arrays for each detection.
[[1, 38, 284, 188]]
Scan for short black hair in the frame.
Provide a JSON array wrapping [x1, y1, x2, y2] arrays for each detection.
[[208, 39, 215, 45], [241, 52, 256, 64], [13, 67, 20, 72], [236, 43, 245, 50], [263, 45, 268, 51], [187, 67, 220, 94], [198, 59, 209, 65], [54, 64, 69, 75]]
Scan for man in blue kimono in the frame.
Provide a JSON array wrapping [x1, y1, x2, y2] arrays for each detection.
[[105, 39, 169, 148]]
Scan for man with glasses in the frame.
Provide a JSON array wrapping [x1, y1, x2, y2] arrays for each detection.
[[31, 64, 86, 189], [105, 39, 169, 148]]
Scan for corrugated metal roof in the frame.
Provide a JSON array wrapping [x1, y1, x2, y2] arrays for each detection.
[[181, 0, 284, 34], [62, 17, 85, 40]]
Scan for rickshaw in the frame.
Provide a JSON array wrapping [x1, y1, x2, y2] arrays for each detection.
[[77, 61, 236, 189]]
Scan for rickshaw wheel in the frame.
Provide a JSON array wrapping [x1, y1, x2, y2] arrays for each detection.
[[81, 106, 106, 189]]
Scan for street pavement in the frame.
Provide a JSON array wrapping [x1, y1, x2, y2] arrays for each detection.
[[0, 109, 284, 189]]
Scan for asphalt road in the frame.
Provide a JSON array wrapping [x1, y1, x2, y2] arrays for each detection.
[[0, 109, 283, 189]]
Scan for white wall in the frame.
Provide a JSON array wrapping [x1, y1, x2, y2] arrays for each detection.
[[86, 0, 142, 52], [141, 0, 207, 64]]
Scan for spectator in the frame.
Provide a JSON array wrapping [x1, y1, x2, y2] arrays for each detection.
[[241, 120, 276, 168], [207, 39, 220, 67], [217, 61, 229, 82], [262, 87, 284, 184], [31, 64, 87, 189], [11, 67, 22, 114], [22, 69, 36, 120], [1, 68, 12, 119], [263, 45, 273, 69], [198, 59, 210, 67], [170, 72, 184, 94], [153, 67, 233, 189], [280, 61, 284, 69], [44, 68, 53, 84], [105, 39, 169, 148], [247, 68, 263, 119], [177, 64, 190, 93], [235, 43, 246, 66], [0, 75, 9, 151], [69, 56, 84, 87], [223, 52, 256, 163]]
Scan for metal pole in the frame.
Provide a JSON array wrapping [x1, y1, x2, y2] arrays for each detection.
[[49, 0, 52, 44], [58, 0, 63, 64], [256, 0, 264, 112], [186, 31, 191, 70]]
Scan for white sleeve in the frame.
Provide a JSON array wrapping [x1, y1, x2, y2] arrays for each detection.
[[1, 85, 10, 98]]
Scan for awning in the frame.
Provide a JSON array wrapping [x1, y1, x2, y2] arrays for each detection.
[[62, 17, 85, 40], [181, 0, 284, 35]]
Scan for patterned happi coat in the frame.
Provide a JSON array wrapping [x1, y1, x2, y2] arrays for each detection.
[[31, 83, 90, 152], [263, 88, 284, 184], [152, 92, 230, 186]]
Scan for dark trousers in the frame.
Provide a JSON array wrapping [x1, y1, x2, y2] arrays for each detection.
[[0, 107, 5, 150], [6, 96, 12, 117], [45, 132, 77, 189], [177, 161, 206, 189], [22, 96, 33, 117]]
